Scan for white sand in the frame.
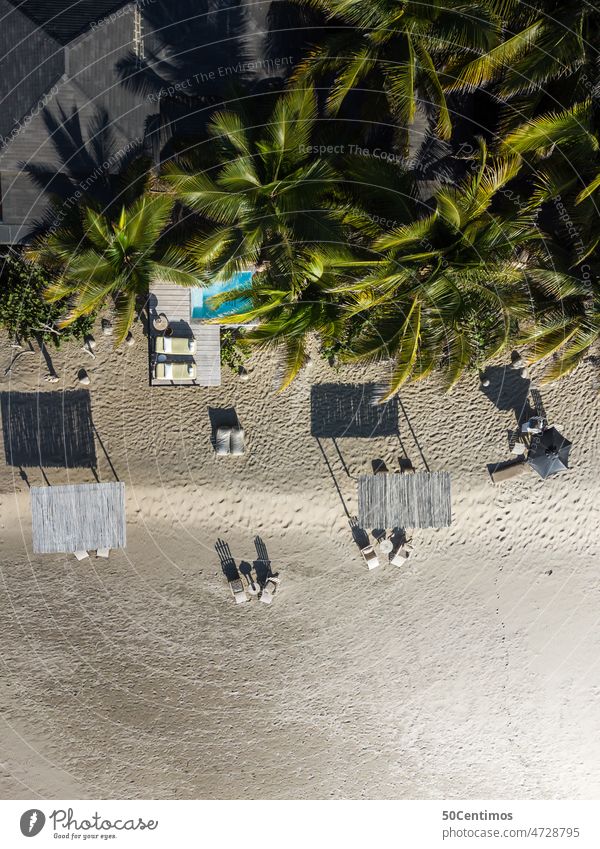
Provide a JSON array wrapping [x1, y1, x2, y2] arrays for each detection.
[[1, 326, 600, 799]]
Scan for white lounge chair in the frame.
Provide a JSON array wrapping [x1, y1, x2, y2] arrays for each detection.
[[230, 427, 245, 456], [360, 544, 379, 570], [390, 546, 410, 566], [154, 361, 196, 381], [260, 577, 279, 605], [154, 336, 196, 355], [229, 578, 248, 605], [215, 426, 231, 455], [74, 550, 89, 561], [96, 548, 110, 558]]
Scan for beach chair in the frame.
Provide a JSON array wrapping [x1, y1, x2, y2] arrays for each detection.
[[360, 544, 379, 570], [229, 578, 248, 605], [260, 577, 279, 605], [74, 550, 89, 561], [153, 360, 196, 381], [154, 336, 196, 355], [230, 427, 245, 456], [215, 427, 231, 455], [390, 545, 410, 566], [96, 548, 110, 558]]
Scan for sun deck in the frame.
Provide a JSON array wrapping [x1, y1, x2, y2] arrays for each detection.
[[149, 282, 221, 387]]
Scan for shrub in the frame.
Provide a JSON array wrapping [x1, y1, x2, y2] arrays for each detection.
[[0, 252, 94, 346], [220, 329, 249, 372]]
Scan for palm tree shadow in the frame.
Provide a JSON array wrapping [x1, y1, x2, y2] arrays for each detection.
[[480, 365, 532, 426], [22, 106, 148, 234], [117, 1, 250, 106]]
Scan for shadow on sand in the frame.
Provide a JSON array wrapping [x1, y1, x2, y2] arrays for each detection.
[[0, 390, 97, 469]]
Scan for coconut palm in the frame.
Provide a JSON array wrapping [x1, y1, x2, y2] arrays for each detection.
[[502, 100, 600, 265], [288, 0, 503, 141], [447, 0, 600, 115], [28, 193, 199, 344], [212, 244, 373, 388], [163, 87, 351, 295], [518, 273, 600, 382], [337, 142, 563, 395]]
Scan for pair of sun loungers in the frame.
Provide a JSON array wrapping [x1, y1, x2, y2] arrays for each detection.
[[153, 335, 197, 381], [360, 542, 412, 570], [229, 575, 279, 605], [74, 549, 110, 560], [216, 427, 245, 456]]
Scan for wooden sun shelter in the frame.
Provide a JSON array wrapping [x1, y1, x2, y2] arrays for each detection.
[[358, 471, 452, 529], [31, 482, 126, 554]]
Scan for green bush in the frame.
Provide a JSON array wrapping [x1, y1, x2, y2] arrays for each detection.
[[220, 329, 249, 372], [0, 252, 94, 346]]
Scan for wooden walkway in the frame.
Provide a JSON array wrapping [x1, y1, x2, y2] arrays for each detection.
[[358, 471, 452, 529], [31, 482, 126, 553], [149, 282, 221, 386]]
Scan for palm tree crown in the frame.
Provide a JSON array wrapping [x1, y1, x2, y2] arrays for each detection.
[[289, 0, 503, 140], [29, 192, 198, 344], [164, 87, 348, 295]]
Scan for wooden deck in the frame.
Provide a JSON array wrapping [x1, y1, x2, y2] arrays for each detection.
[[358, 471, 452, 529], [149, 282, 221, 386]]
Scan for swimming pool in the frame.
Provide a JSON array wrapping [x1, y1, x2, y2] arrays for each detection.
[[190, 271, 253, 322]]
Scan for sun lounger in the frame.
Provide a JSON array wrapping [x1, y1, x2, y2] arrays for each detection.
[[230, 427, 245, 456], [229, 578, 248, 604], [215, 426, 231, 455], [74, 550, 89, 561], [154, 336, 196, 355], [260, 577, 279, 605], [361, 544, 379, 570], [490, 460, 527, 483], [390, 542, 412, 566], [154, 360, 196, 381], [96, 548, 110, 558]]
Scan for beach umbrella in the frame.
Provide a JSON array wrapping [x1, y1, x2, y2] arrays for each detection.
[[527, 427, 572, 479]]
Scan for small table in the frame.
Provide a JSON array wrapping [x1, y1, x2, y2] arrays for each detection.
[[153, 314, 169, 332], [379, 539, 393, 555]]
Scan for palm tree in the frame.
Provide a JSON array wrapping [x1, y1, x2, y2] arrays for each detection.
[[447, 1, 600, 118], [501, 105, 600, 381], [336, 142, 561, 395], [28, 192, 199, 344], [503, 101, 600, 256], [287, 0, 502, 142], [163, 87, 349, 295], [213, 245, 373, 388]]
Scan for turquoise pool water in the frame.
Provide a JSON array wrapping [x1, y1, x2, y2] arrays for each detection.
[[190, 271, 253, 321]]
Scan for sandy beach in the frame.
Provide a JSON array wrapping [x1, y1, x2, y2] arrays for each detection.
[[1, 325, 600, 799]]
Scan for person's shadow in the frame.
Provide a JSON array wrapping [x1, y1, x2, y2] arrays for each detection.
[[239, 560, 260, 595]]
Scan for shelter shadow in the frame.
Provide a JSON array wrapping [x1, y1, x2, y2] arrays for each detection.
[[0, 390, 96, 468], [310, 383, 398, 438]]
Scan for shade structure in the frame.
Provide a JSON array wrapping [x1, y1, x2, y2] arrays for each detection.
[[358, 471, 451, 529], [31, 482, 126, 553], [527, 427, 571, 480]]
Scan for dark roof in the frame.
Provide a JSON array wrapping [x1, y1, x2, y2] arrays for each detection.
[[0, 0, 64, 142], [7, 0, 128, 45]]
